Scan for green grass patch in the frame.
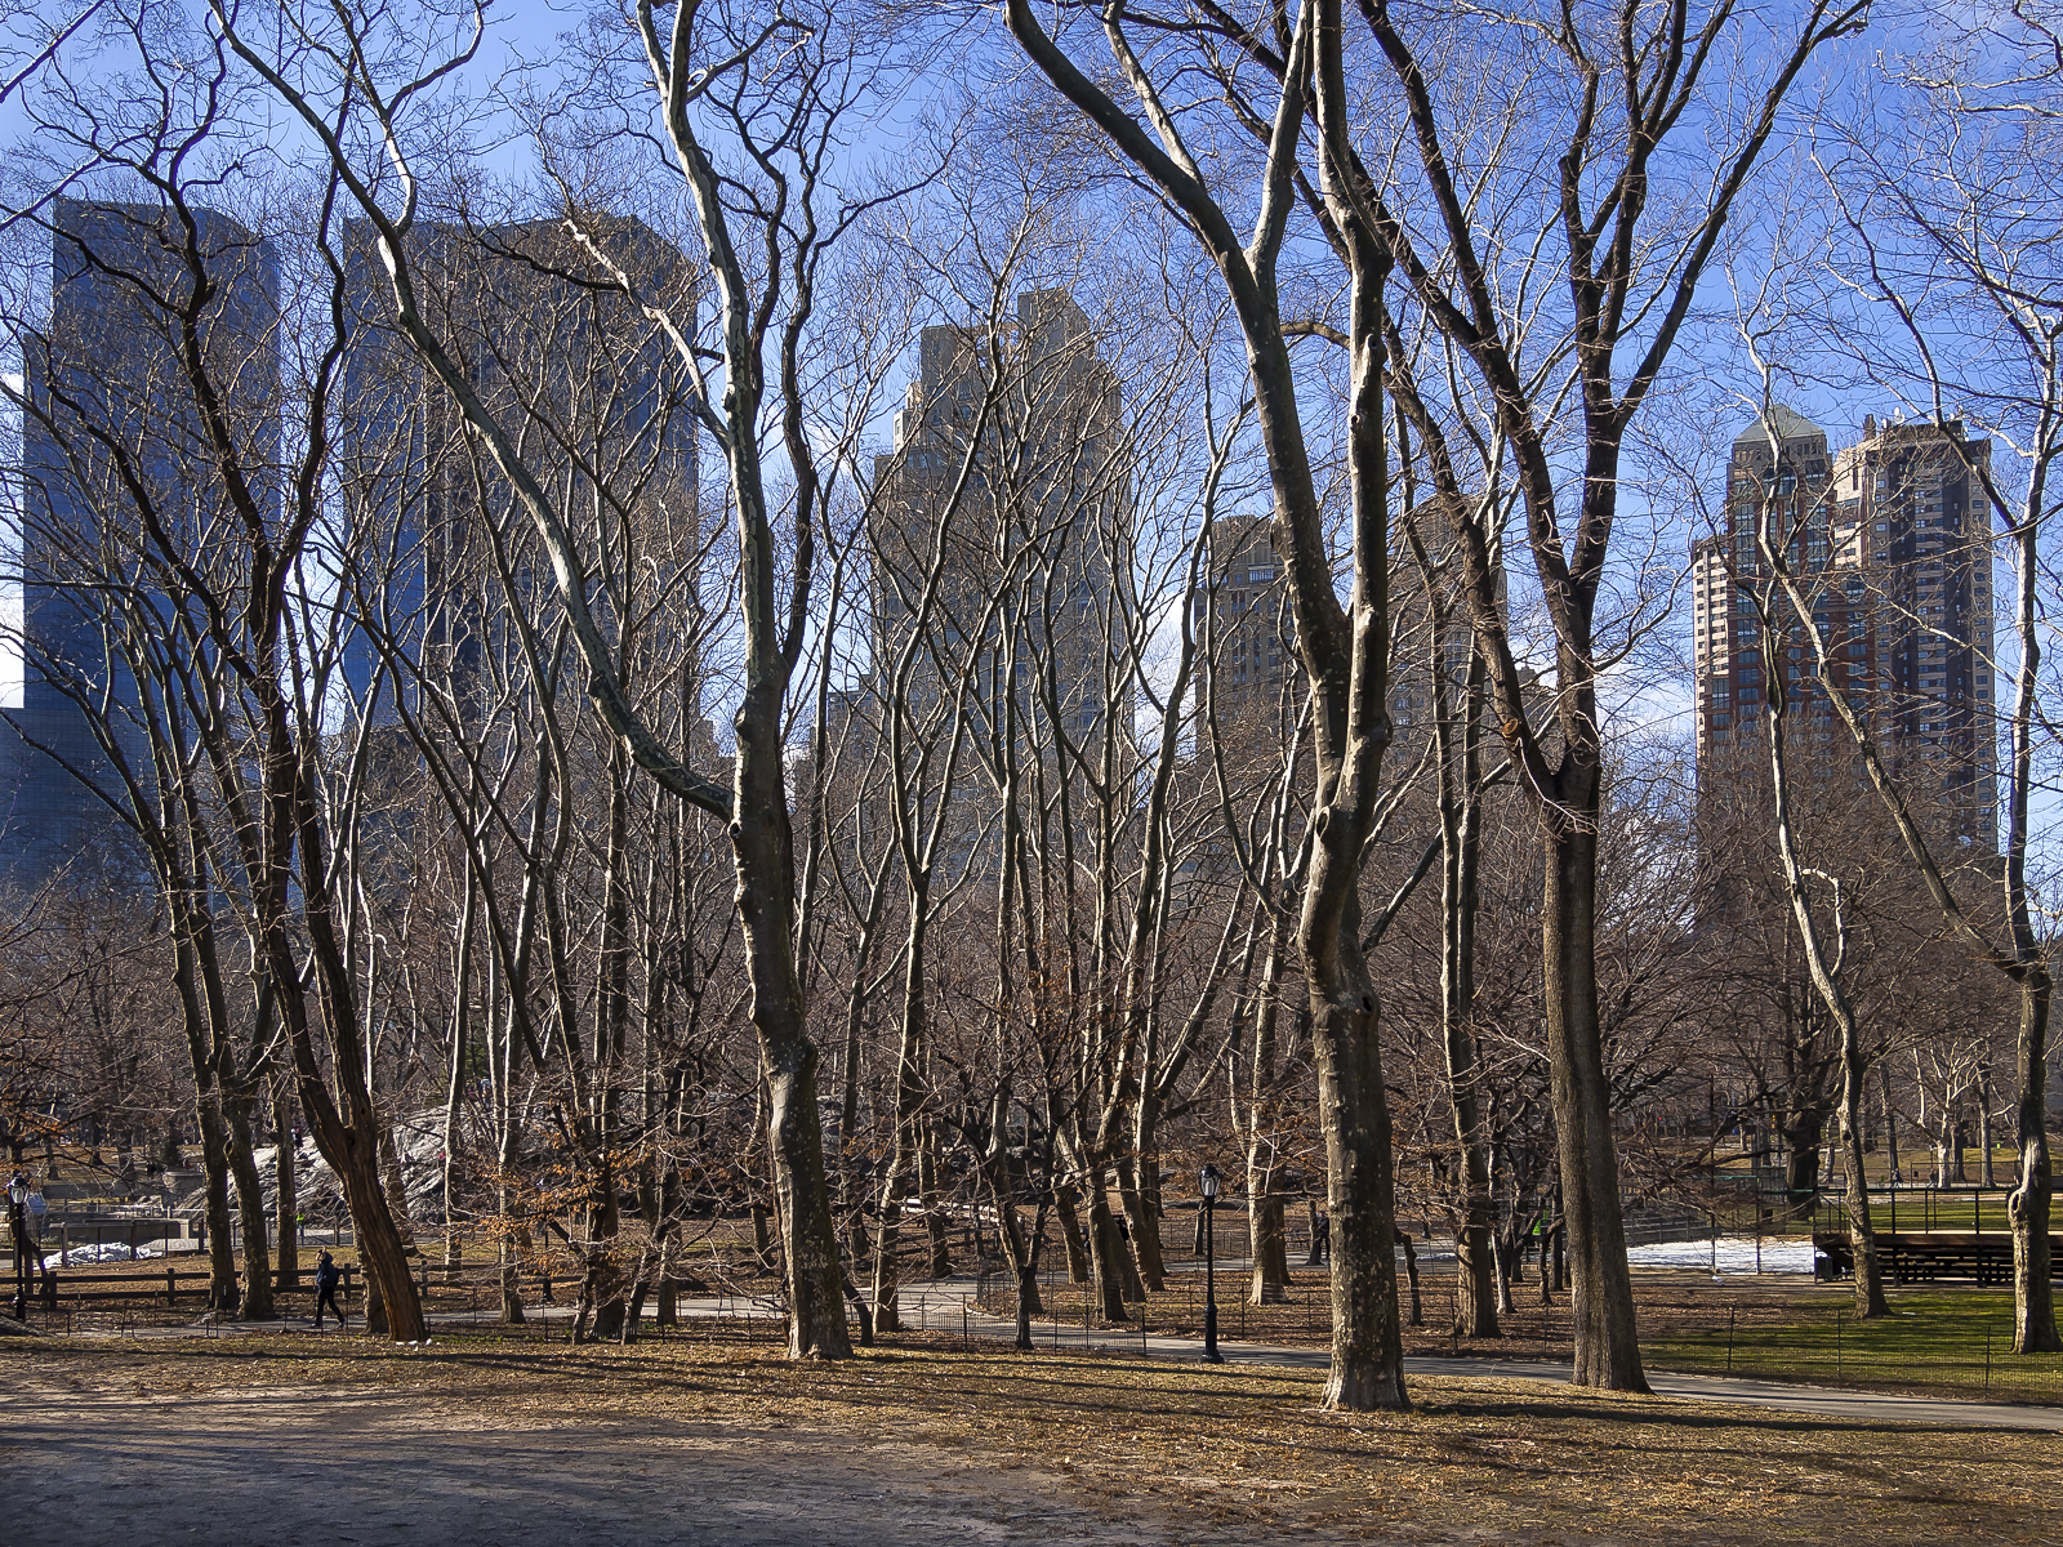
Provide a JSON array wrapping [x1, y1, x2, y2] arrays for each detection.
[[1643, 1287, 2063, 1404]]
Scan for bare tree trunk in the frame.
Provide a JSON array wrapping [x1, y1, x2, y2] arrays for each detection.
[[1244, 880, 1297, 1307], [1116, 1153, 1167, 1294], [920, 1127, 951, 1280], [1056, 1183, 1091, 1284], [1979, 1077, 1997, 1190], [656, 1233, 679, 1329], [499, 1205, 527, 1326], [1492, 1232, 1516, 1317], [1435, 633, 1499, 1340], [273, 1075, 298, 1294], [1780, 1110, 1826, 1222], [1544, 817, 1648, 1386], [1249, 1194, 1290, 1306], [2008, 976, 2059, 1351], [581, 1236, 628, 1343], [1086, 1175, 1139, 1317], [442, 878, 474, 1276], [1400, 1232, 1422, 1327], [224, 1097, 274, 1319], [1004, 0, 1410, 1411], [983, 1145, 1042, 1338], [1751, 536, 1887, 1318], [1836, 1043, 1890, 1318], [194, 1098, 239, 1314], [379, 1119, 417, 1259], [869, 1152, 907, 1334]]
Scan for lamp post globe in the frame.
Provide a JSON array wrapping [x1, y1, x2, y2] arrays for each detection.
[[6, 1174, 25, 1318], [1199, 1164, 1223, 1364]]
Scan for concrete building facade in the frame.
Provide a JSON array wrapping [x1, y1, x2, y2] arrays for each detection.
[[337, 215, 700, 732], [870, 288, 1128, 770], [2, 198, 277, 891]]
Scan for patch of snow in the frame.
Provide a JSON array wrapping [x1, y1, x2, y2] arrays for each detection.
[[57, 1242, 167, 1263], [1627, 1237, 1817, 1275]]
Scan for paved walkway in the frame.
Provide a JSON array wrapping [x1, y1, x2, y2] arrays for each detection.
[[910, 1274, 2063, 1432], [40, 1268, 2063, 1432]]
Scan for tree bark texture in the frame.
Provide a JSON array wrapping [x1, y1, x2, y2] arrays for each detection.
[[1543, 818, 1649, 1389]]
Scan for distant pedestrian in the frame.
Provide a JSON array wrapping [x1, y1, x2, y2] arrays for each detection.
[[314, 1250, 346, 1329], [1315, 1212, 1331, 1263], [25, 1187, 47, 1243]]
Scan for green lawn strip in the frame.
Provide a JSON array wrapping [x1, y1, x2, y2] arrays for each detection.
[[1641, 1286, 2063, 1405]]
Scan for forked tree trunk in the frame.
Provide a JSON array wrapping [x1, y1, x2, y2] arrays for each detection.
[[1005, 0, 1408, 1412], [987, 1177, 1042, 1342], [1116, 1154, 1166, 1293]]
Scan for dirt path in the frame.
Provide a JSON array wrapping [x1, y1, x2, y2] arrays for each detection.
[[3, 1379, 1190, 1547]]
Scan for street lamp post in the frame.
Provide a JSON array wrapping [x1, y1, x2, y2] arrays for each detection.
[[8, 1174, 28, 1320], [1200, 1163, 1223, 1364]]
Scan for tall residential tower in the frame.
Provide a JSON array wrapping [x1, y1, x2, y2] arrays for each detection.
[[1693, 408, 1997, 843]]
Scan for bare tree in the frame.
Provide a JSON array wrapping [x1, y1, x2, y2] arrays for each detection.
[[211, 0, 957, 1357], [1802, 8, 2063, 1351]]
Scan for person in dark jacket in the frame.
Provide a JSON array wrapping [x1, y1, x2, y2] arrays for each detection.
[[314, 1250, 346, 1329]]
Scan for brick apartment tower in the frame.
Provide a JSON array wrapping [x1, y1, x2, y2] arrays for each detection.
[[1693, 407, 1998, 844]]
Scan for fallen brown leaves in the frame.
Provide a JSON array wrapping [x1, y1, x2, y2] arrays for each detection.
[[5, 1329, 2053, 1544]]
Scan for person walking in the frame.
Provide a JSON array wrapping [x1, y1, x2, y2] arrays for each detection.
[[25, 1186, 47, 1244], [313, 1250, 346, 1330]]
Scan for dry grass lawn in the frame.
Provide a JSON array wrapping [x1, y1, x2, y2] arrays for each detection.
[[4, 1327, 2055, 1544]]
